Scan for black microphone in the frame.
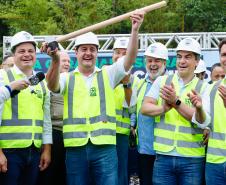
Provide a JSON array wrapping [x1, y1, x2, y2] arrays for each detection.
[[11, 72, 45, 97], [28, 72, 45, 86]]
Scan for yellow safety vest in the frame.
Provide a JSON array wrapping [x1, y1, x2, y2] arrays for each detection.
[[114, 75, 139, 135], [136, 79, 147, 116], [207, 80, 226, 163], [63, 69, 116, 147], [154, 74, 206, 157], [114, 86, 130, 135], [0, 69, 47, 148]]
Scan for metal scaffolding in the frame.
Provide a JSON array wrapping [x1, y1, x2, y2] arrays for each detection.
[[3, 32, 226, 56]]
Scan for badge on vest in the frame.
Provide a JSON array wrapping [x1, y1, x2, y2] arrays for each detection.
[[90, 87, 97, 96]]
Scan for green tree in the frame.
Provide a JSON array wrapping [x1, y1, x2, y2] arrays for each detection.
[[177, 0, 226, 32]]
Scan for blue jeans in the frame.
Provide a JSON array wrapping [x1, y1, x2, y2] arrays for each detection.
[[153, 154, 205, 185], [116, 134, 129, 185], [65, 141, 118, 185], [0, 145, 41, 185], [205, 162, 226, 185]]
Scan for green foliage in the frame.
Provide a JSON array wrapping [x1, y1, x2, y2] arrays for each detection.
[[177, 0, 226, 32], [0, 0, 225, 36]]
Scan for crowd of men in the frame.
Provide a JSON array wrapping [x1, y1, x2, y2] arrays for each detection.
[[0, 10, 225, 185]]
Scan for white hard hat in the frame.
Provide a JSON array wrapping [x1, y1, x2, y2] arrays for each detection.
[[113, 37, 129, 49], [11, 31, 36, 52], [144, 42, 168, 60], [194, 59, 206, 73], [176, 38, 201, 55], [74, 32, 99, 48]]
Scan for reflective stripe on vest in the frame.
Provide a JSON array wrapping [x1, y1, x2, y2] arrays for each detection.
[[116, 109, 130, 118], [0, 69, 46, 148], [155, 75, 205, 155], [114, 75, 138, 135], [156, 76, 203, 133], [63, 70, 116, 142], [207, 80, 226, 163]]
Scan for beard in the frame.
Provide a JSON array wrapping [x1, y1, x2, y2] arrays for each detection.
[[147, 65, 165, 81]]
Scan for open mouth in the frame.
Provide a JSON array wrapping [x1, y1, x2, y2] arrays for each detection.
[[178, 66, 187, 70], [150, 68, 158, 73]]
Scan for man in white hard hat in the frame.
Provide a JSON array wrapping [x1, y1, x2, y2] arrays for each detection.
[[205, 38, 226, 185], [43, 11, 144, 185], [0, 31, 52, 185], [194, 59, 207, 80], [130, 42, 168, 185], [141, 38, 211, 185], [111, 36, 140, 185]]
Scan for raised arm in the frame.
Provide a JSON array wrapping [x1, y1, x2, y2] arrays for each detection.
[[41, 43, 61, 93], [124, 11, 144, 72]]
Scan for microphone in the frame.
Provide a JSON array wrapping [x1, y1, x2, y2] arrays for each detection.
[[11, 72, 45, 97], [28, 72, 45, 86]]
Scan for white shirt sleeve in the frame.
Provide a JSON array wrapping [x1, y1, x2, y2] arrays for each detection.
[[191, 83, 211, 128], [145, 76, 162, 100], [59, 72, 68, 95], [0, 72, 11, 126], [42, 90, 53, 144], [105, 56, 127, 89]]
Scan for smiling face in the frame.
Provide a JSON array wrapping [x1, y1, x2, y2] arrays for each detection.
[[145, 56, 166, 80], [176, 50, 198, 79], [75, 44, 98, 72], [59, 52, 70, 73], [13, 42, 36, 71], [112, 48, 127, 63]]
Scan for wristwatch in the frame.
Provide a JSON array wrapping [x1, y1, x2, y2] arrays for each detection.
[[175, 98, 182, 106], [123, 83, 132, 88]]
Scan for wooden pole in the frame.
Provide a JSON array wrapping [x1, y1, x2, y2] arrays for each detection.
[[56, 1, 167, 42]]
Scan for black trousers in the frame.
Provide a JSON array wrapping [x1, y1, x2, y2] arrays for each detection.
[[37, 129, 66, 185], [138, 154, 155, 185]]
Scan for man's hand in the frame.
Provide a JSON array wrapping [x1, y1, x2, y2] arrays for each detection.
[[202, 128, 210, 145], [130, 10, 145, 32], [0, 149, 7, 173], [160, 83, 177, 106], [187, 90, 202, 109], [162, 101, 172, 113], [39, 144, 51, 171], [218, 85, 226, 107], [9, 80, 30, 91], [121, 74, 130, 85], [40, 42, 60, 61]]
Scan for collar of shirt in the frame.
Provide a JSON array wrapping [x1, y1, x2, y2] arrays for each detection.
[[12, 65, 36, 77], [144, 73, 152, 83], [73, 66, 101, 78], [176, 73, 196, 88], [145, 70, 168, 84]]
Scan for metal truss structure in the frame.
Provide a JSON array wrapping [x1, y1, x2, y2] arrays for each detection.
[[3, 32, 226, 56]]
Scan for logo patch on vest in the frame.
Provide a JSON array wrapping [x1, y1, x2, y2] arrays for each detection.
[[90, 87, 97, 96], [35, 90, 43, 99]]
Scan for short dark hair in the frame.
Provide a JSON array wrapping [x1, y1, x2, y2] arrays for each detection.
[[219, 38, 226, 53], [210, 63, 221, 73], [11, 42, 36, 54], [194, 53, 200, 61]]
